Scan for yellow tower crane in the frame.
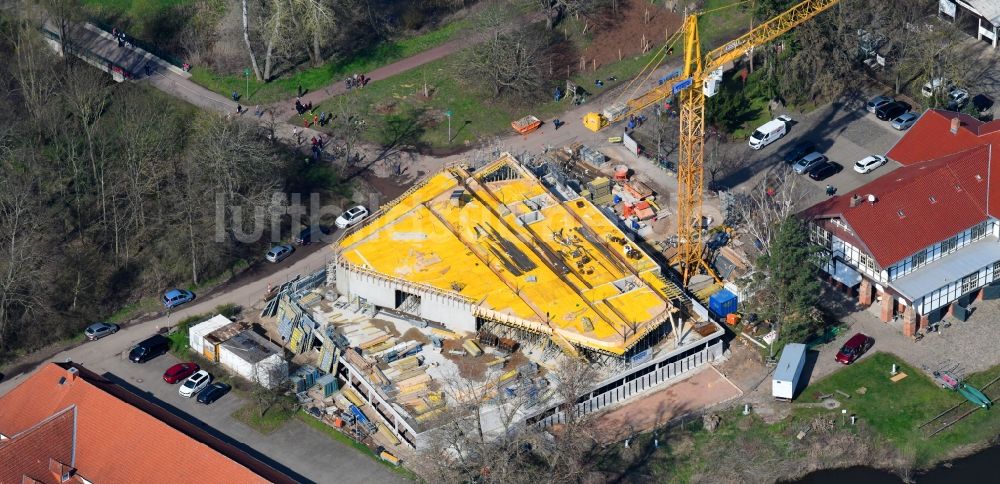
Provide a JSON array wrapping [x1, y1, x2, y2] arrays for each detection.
[[582, 0, 841, 285]]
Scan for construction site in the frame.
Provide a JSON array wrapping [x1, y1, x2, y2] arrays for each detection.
[[247, 0, 847, 462]]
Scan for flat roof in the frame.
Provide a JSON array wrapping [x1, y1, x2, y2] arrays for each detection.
[[338, 154, 677, 355], [891, 235, 1000, 300]]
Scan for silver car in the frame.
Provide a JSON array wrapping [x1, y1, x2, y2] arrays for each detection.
[[793, 152, 828, 175], [890, 113, 918, 130], [265, 244, 293, 263], [85, 322, 119, 341], [866, 95, 893, 113]]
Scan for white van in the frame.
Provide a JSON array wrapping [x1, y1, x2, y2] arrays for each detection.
[[748, 115, 791, 150]]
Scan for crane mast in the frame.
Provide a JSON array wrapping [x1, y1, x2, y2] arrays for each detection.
[[580, 0, 841, 283]]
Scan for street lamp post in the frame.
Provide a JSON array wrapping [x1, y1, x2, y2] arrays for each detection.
[[244, 68, 250, 100]]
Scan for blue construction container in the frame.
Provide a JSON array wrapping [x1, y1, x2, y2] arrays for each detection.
[[317, 373, 338, 398], [708, 289, 738, 318], [290, 376, 306, 393]]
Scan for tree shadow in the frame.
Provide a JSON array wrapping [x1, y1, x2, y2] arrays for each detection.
[[342, 107, 428, 184]]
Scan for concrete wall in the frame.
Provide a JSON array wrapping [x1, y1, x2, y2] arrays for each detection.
[[533, 339, 724, 429], [419, 293, 476, 333], [339, 265, 477, 333]]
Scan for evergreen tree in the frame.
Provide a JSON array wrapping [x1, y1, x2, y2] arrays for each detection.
[[752, 217, 824, 350]]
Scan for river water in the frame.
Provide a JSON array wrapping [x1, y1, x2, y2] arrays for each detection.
[[795, 443, 999, 483]]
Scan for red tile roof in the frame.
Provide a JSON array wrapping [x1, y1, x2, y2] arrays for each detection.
[[0, 406, 75, 484], [0, 363, 296, 484], [803, 145, 995, 267], [886, 109, 1000, 165]]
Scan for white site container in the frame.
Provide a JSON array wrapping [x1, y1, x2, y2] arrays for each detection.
[[772, 343, 807, 400]]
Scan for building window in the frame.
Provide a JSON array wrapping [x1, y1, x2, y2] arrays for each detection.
[[911, 249, 927, 267], [972, 222, 988, 241], [941, 236, 958, 254], [994, 261, 1000, 282], [961, 272, 979, 294]]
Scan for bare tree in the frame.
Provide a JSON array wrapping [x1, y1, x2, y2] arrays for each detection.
[[727, 165, 810, 259], [462, 5, 545, 98], [292, 0, 336, 66], [241, 0, 263, 80]]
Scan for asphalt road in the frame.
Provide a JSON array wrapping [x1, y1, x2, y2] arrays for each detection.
[[0, 243, 404, 484]]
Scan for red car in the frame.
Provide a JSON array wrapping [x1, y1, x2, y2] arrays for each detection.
[[163, 362, 200, 384], [835, 333, 874, 365]]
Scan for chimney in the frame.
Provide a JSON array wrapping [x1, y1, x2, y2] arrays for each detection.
[[850, 194, 863, 207], [951, 117, 960, 134]]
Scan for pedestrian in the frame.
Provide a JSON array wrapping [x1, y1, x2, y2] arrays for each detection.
[[293, 127, 302, 144], [112, 27, 118, 37], [231, 91, 240, 102], [318, 137, 325, 150], [313, 114, 319, 126], [310, 136, 318, 146], [254, 105, 262, 117], [554, 119, 561, 130], [182, 62, 190, 72]]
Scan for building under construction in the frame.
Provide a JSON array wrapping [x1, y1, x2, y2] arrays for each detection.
[[323, 153, 725, 446]]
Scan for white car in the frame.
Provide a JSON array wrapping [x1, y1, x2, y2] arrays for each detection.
[[335, 206, 369, 229], [179, 370, 211, 398], [853, 155, 888, 174], [265, 244, 293, 263]]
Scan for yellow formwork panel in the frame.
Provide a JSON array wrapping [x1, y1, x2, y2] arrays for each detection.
[[339, 155, 673, 355]]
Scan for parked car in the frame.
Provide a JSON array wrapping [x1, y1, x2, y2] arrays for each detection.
[[335, 206, 370, 229], [783, 141, 817, 164], [890, 112, 918, 130], [293, 225, 328, 245], [921, 77, 954, 97], [853, 155, 888, 174], [808, 161, 842, 180], [84, 322, 119, 341], [128, 334, 170, 363], [835, 333, 875, 364], [947, 88, 970, 111], [876, 101, 911, 120], [179, 370, 212, 398], [163, 362, 200, 384], [866, 95, 894, 113], [265, 244, 293, 263], [197, 382, 232, 404], [162, 289, 194, 309], [792, 152, 828, 174]]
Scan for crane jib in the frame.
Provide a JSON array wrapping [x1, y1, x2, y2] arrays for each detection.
[[672, 78, 693, 95]]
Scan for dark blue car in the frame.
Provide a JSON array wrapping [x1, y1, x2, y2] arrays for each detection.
[[162, 288, 194, 309]]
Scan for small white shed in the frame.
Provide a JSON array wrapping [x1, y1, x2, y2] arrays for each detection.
[[188, 314, 236, 355], [218, 330, 289, 389], [772, 343, 807, 400]]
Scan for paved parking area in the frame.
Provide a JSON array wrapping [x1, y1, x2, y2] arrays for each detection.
[[810, 289, 1000, 383], [720, 98, 908, 209], [59, 349, 404, 484]]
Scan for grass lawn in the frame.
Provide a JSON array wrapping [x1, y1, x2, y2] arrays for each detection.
[[233, 400, 297, 434], [309, 49, 663, 149], [190, 18, 471, 104], [295, 411, 418, 480], [800, 352, 1000, 466], [698, 0, 752, 53]]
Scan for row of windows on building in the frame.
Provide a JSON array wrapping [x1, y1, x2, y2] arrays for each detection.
[[919, 260, 1000, 314], [888, 220, 992, 280], [810, 219, 995, 282]]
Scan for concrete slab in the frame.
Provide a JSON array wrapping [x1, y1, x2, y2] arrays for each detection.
[[592, 366, 742, 440]]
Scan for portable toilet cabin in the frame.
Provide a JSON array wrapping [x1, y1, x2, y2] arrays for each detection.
[[772, 343, 807, 400]]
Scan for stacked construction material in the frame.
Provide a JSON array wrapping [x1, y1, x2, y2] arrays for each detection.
[[462, 339, 483, 357], [585, 177, 614, 205], [578, 145, 607, 166]]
